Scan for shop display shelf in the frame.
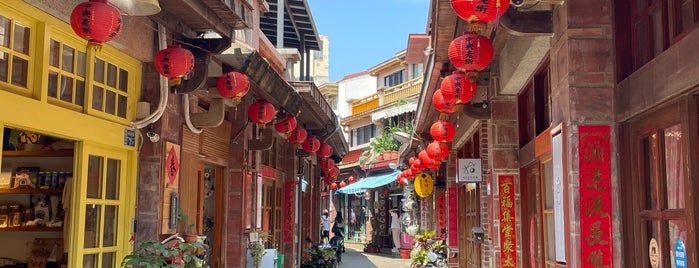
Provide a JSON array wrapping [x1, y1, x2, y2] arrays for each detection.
[[0, 226, 62, 232]]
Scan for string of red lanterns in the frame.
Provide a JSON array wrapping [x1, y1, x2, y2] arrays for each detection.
[[274, 114, 297, 135], [217, 71, 249, 105]]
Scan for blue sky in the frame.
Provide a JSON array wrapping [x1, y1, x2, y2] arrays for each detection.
[[307, 0, 430, 82]]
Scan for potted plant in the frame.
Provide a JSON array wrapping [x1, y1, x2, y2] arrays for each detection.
[[121, 239, 208, 268], [248, 241, 266, 268], [178, 209, 197, 243], [363, 240, 379, 253], [359, 122, 412, 166]]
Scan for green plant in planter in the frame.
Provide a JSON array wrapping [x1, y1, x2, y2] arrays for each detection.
[[359, 122, 413, 166], [248, 242, 266, 268], [121, 239, 208, 268], [178, 208, 197, 240]]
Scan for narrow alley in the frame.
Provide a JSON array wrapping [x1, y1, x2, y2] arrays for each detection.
[[337, 244, 411, 268]]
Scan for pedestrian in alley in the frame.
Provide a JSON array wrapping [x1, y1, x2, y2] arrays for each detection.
[[390, 207, 401, 253], [320, 209, 331, 243]]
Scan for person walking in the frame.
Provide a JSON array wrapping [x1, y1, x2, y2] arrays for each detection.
[[390, 208, 401, 253], [320, 209, 331, 242]]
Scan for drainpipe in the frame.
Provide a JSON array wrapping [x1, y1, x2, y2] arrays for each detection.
[[132, 23, 169, 129]]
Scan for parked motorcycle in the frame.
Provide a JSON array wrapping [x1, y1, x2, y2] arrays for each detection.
[[301, 237, 337, 268], [329, 227, 345, 264]]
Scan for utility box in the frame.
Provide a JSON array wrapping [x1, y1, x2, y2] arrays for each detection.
[[247, 249, 277, 268]]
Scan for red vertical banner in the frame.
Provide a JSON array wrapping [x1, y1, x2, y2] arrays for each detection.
[[447, 187, 459, 247], [283, 180, 296, 243], [579, 125, 613, 268], [436, 192, 446, 232], [499, 175, 517, 268]]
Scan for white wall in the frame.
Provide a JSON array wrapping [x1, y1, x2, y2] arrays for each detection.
[[337, 74, 377, 119]]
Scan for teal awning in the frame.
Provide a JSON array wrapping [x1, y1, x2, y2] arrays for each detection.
[[335, 171, 400, 195]]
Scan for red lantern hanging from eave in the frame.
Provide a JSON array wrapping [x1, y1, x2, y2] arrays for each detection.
[[449, 32, 494, 72], [302, 137, 320, 153], [318, 143, 333, 159], [217, 71, 249, 105], [339, 181, 347, 188], [327, 167, 340, 179], [348, 176, 356, 183], [70, 0, 122, 46], [440, 71, 477, 104], [248, 100, 276, 127], [274, 114, 297, 135], [426, 141, 450, 161], [431, 120, 456, 143], [419, 150, 440, 169], [432, 90, 456, 114], [330, 182, 338, 190], [410, 159, 423, 173], [154, 45, 194, 85], [288, 126, 307, 145], [319, 158, 336, 173], [451, 0, 510, 24]]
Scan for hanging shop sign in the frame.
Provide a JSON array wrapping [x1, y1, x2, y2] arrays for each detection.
[[436, 193, 446, 232], [675, 239, 687, 268], [498, 175, 517, 268], [649, 238, 659, 268], [579, 125, 613, 268], [283, 180, 296, 243], [414, 172, 434, 198], [447, 187, 459, 247], [457, 158, 482, 182]]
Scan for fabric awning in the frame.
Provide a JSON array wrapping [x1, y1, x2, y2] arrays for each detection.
[[371, 103, 417, 121], [335, 171, 400, 195]]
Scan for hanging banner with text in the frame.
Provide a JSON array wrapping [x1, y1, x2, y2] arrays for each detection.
[[447, 187, 459, 247], [283, 180, 296, 243], [436, 192, 446, 232], [579, 125, 613, 268], [499, 175, 517, 268]]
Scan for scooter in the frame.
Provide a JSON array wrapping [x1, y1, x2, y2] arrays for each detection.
[[301, 237, 337, 268], [329, 228, 345, 264]]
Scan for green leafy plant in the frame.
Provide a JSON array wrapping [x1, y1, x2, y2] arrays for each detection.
[[248, 242, 266, 268], [121, 239, 208, 268], [178, 208, 196, 235], [359, 122, 413, 166]]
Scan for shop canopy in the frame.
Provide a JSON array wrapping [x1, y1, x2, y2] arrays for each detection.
[[335, 171, 400, 195]]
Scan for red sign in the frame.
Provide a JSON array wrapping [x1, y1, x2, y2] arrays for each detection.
[[499, 175, 517, 268], [166, 145, 179, 185], [579, 125, 613, 268], [436, 193, 446, 232], [283, 180, 296, 243], [447, 187, 459, 247]]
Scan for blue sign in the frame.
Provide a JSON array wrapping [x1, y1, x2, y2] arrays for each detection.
[[675, 239, 687, 268], [124, 128, 135, 147]]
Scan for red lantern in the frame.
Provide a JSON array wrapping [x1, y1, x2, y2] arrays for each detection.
[[440, 71, 477, 104], [432, 90, 456, 114], [404, 169, 415, 179], [319, 158, 336, 173], [451, 0, 510, 24], [330, 182, 338, 190], [318, 143, 333, 159], [70, 0, 122, 46], [287, 126, 307, 145], [248, 100, 276, 126], [217, 71, 249, 104], [327, 167, 340, 179], [410, 159, 423, 173], [302, 137, 320, 153], [348, 176, 356, 183], [274, 114, 297, 135], [339, 181, 347, 188], [426, 141, 450, 161], [408, 157, 416, 166], [448, 33, 494, 72], [431, 120, 456, 143], [154, 45, 194, 85], [419, 150, 440, 169]]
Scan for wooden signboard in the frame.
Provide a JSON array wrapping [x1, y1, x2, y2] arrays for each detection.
[[161, 142, 180, 234]]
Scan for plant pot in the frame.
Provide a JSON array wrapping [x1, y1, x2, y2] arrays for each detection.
[[399, 248, 411, 259], [183, 234, 198, 243]]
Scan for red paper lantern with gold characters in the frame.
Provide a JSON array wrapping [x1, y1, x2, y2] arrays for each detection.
[[154, 45, 194, 80], [426, 141, 450, 161], [451, 0, 510, 24], [217, 71, 249, 104], [432, 90, 455, 114], [248, 100, 276, 125], [318, 143, 333, 159], [288, 126, 307, 145], [449, 32, 494, 72], [431, 120, 456, 143], [70, 0, 122, 46], [440, 71, 476, 104], [319, 158, 335, 173], [327, 167, 340, 179], [302, 137, 320, 153], [274, 114, 297, 135]]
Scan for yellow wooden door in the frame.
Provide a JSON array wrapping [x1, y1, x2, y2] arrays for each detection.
[[69, 142, 133, 268]]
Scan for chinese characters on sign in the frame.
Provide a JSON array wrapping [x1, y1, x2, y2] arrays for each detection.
[[414, 172, 434, 198], [579, 125, 613, 268], [283, 180, 296, 243], [437, 193, 446, 232], [499, 175, 517, 268], [447, 187, 459, 247]]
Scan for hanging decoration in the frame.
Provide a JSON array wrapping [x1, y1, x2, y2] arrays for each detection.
[[287, 126, 307, 145], [330, 182, 338, 190], [419, 150, 441, 170], [450, 0, 511, 25], [319, 158, 335, 173], [70, 0, 123, 47], [154, 45, 194, 85], [339, 181, 347, 188], [247, 100, 276, 127], [448, 32, 494, 72], [432, 90, 456, 115], [217, 71, 249, 105], [274, 114, 297, 135], [318, 143, 333, 159], [440, 71, 477, 104], [410, 159, 423, 173], [430, 120, 456, 143], [426, 141, 450, 161], [348, 176, 356, 183], [327, 167, 340, 179], [302, 136, 320, 153]]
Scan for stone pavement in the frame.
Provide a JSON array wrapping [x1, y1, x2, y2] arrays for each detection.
[[339, 243, 412, 268]]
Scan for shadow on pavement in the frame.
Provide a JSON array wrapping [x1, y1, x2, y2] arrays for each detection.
[[339, 243, 411, 268]]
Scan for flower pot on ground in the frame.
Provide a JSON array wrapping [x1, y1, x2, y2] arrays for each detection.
[[178, 208, 197, 242], [399, 248, 411, 259]]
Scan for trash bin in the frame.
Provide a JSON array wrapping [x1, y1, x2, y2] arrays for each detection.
[[276, 254, 284, 268]]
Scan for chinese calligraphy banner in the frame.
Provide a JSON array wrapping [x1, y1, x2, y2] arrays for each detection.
[[437, 192, 446, 232], [161, 142, 180, 234], [499, 175, 517, 268], [447, 187, 458, 247], [579, 125, 613, 268], [283, 180, 296, 243]]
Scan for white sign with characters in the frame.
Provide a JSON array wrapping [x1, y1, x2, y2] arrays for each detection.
[[457, 158, 482, 182]]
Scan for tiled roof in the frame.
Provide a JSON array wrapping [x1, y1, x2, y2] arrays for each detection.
[[340, 149, 364, 165]]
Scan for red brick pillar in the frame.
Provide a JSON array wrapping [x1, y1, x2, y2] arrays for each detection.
[[225, 107, 250, 268]]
